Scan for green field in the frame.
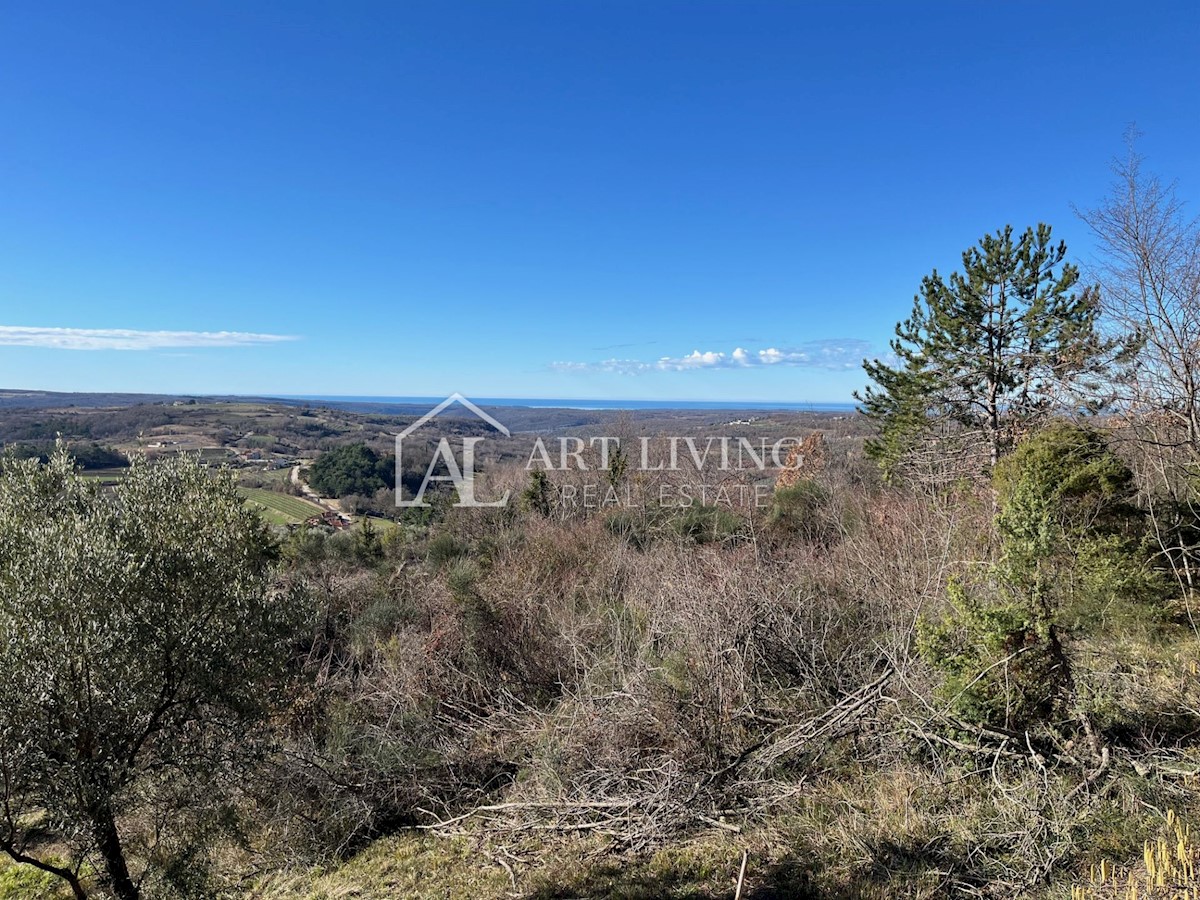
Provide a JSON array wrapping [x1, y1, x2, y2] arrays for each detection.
[[237, 466, 292, 488], [239, 488, 326, 525], [352, 515, 400, 535], [79, 468, 129, 485]]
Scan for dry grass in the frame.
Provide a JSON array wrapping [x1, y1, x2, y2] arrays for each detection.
[[239, 453, 1200, 900], [1072, 810, 1200, 899]]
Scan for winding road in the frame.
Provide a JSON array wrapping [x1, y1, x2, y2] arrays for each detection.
[[290, 464, 347, 517]]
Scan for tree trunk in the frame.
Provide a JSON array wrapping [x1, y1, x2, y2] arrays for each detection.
[[988, 377, 1001, 469], [1, 844, 89, 900], [91, 805, 138, 900]]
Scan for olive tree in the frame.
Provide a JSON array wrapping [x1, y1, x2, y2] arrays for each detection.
[[0, 450, 307, 899]]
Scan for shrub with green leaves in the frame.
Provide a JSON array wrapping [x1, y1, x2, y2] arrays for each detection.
[[993, 422, 1164, 626], [426, 531, 469, 569], [919, 423, 1165, 729], [521, 469, 552, 517], [671, 503, 744, 545], [766, 480, 851, 545]]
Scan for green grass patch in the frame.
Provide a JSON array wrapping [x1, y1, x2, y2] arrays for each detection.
[[237, 466, 293, 488], [353, 515, 400, 534], [78, 468, 128, 485], [0, 857, 75, 899], [240, 489, 326, 525], [248, 830, 763, 900]]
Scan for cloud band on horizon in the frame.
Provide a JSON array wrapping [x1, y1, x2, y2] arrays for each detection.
[[551, 339, 872, 375], [0, 326, 299, 351]]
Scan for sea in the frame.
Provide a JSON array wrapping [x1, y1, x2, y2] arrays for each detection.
[[274, 395, 857, 413]]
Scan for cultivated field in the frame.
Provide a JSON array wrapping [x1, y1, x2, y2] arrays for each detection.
[[238, 488, 325, 525]]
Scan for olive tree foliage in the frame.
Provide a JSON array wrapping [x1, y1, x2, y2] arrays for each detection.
[[0, 449, 308, 899], [856, 224, 1126, 481], [1078, 134, 1200, 606]]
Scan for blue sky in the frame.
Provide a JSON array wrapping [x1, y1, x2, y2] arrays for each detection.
[[2, 1, 1198, 402]]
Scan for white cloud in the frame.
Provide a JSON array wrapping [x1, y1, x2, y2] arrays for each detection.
[[551, 339, 872, 375], [0, 326, 298, 351], [668, 349, 727, 369]]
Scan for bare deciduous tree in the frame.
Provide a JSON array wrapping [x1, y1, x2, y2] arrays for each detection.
[[1079, 131, 1200, 609]]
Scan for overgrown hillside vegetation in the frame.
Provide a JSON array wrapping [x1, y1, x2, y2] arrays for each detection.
[[6, 421, 1200, 899], [6, 152, 1200, 899]]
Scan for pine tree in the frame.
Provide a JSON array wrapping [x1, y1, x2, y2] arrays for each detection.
[[856, 224, 1122, 478]]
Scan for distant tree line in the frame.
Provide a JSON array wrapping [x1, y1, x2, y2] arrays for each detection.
[[1, 441, 128, 470]]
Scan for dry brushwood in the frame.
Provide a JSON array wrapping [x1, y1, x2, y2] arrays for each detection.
[[409, 668, 895, 853]]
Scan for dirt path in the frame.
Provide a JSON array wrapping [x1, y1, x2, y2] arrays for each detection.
[[290, 464, 346, 516]]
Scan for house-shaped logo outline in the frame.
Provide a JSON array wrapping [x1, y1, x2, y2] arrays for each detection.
[[396, 392, 510, 440], [394, 393, 511, 508]]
